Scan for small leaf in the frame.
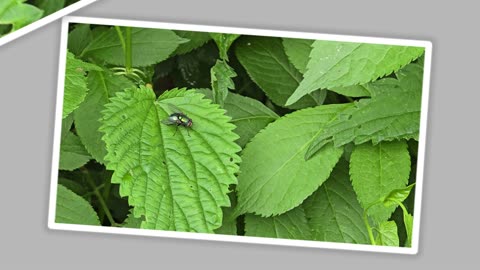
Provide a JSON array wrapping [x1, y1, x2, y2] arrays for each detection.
[[63, 52, 101, 119], [282, 38, 313, 73], [303, 158, 369, 244], [100, 87, 241, 232], [245, 206, 312, 240], [34, 0, 64, 16], [286, 41, 424, 105], [350, 141, 411, 222], [197, 89, 279, 147], [383, 184, 415, 207], [74, 69, 136, 164], [403, 212, 413, 247], [122, 212, 144, 228], [214, 192, 238, 235], [82, 27, 187, 67], [68, 24, 93, 56], [235, 36, 321, 109], [236, 104, 348, 217], [375, 221, 399, 247], [174, 30, 212, 55], [59, 131, 91, 171], [305, 63, 423, 159], [210, 33, 240, 61], [0, 0, 43, 33], [211, 60, 237, 107], [55, 184, 100, 226]]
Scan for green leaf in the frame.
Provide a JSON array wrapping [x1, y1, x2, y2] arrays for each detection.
[[55, 184, 100, 226], [0, 0, 43, 33], [286, 41, 424, 105], [82, 27, 187, 67], [58, 177, 86, 196], [34, 0, 65, 16], [68, 24, 93, 56], [74, 69, 136, 164], [305, 63, 423, 160], [211, 60, 237, 107], [214, 192, 237, 235], [235, 36, 321, 109], [122, 212, 144, 228], [330, 85, 371, 97], [350, 141, 411, 222], [383, 183, 415, 207], [403, 212, 413, 247], [59, 131, 91, 171], [174, 30, 212, 55], [100, 87, 241, 232], [61, 114, 73, 140], [282, 38, 313, 74], [210, 33, 240, 61], [375, 221, 399, 246], [303, 158, 369, 244], [63, 51, 101, 119], [236, 104, 348, 217], [197, 89, 279, 147], [245, 206, 312, 240]]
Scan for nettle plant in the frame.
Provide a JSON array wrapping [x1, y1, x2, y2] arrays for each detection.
[[56, 23, 425, 248], [0, 0, 80, 38]]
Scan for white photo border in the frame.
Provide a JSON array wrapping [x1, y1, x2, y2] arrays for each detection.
[[0, 0, 98, 47], [48, 16, 433, 255]]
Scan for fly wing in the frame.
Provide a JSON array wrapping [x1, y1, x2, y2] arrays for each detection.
[[165, 103, 184, 115]]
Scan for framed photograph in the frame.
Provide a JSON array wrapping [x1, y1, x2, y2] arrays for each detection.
[[0, 0, 98, 47], [48, 16, 432, 254]]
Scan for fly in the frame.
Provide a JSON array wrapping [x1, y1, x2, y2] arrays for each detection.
[[161, 103, 193, 136]]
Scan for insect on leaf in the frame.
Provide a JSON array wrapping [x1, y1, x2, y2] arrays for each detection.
[[100, 87, 241, 232]]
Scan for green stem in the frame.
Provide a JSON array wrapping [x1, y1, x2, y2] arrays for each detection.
[[363, 209, 376, 245], [98, 177, 112, 223], [125, 27, 133, 73], [85, 172, 118, 226]]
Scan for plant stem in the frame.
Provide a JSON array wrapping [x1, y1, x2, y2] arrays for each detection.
[[363, 210, 376, 245], [85, 172, 118, 226], [125, 27, 133, 73], [97, 176, 112, 223]]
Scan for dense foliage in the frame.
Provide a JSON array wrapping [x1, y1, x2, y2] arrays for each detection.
[[0, 0, 79, 38], [55, 23, 425, 248]]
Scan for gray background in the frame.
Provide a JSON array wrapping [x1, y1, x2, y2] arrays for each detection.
[[0, 0, 478, 267]]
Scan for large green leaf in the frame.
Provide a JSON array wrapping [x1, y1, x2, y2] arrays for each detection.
[[235, 104, 349, 217], [350, 141, 411, 222], [210, 33, 240, 61], [245, 206, 312, 240], [34, 0, 65, 16], [235, 36, 321, 109], [74, 69, 136, 164], [305, 63, 423, 160], [282, 38, 313, 74], [211, 60, 237, 107], [0, 0, 43, 33], [197, 89, 279, 147], [303, 159, 369, 244], [63, 51, 101, 119], [286, 41, 424, 105], [375, 221, 399, 246], [59, 131, 91, 171], [55, 184, 100, 226], [68, 24, 93, 56], [100, 87, 241, 232], [82, 27, 187, 67], [174, 30, 211, 55]]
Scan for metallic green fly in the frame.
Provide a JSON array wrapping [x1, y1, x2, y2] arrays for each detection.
[[161, 103, 193, 136]]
